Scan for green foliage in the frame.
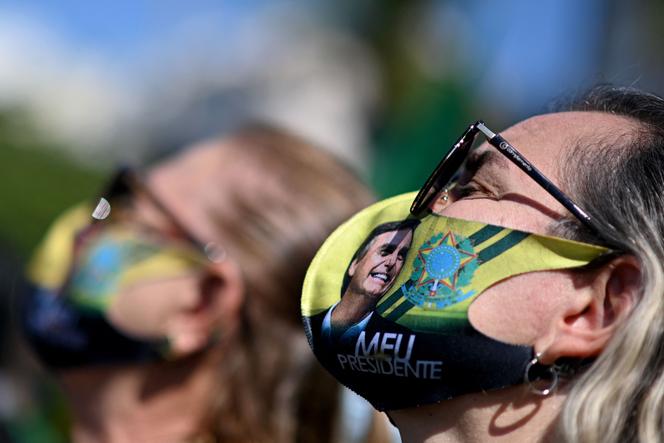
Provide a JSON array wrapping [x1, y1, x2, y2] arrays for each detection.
[[371, 80, 474, 198], [0, 109, 105, 258]]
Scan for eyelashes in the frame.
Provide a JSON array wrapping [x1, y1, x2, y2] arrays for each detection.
[[450, 151, 502, 201], [451, 182, 481, 199], [450, 179, 500, 201]]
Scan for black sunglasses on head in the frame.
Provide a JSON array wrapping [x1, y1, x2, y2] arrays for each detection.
[[410, 121, 602, 240]]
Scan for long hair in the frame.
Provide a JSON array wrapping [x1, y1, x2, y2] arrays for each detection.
[[552, 85, 664, 442], [194, 125, 374, 443]]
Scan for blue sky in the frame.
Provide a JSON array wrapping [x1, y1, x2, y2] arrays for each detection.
[[0, 0, 606, 112], [0, 1, 273, 66], [0, 0, 619, 146]]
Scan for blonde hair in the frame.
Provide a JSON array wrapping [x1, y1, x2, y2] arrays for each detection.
[[196, 125, 373, 442], [554, 85, 664, 442]]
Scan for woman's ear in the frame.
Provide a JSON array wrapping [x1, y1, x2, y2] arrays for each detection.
[[167, 258, 245, 356], [537, 255, 640, 364]]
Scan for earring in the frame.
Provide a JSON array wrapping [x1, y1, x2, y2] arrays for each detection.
[[524, 352, 559, 397], [441, 188, 450, 202]]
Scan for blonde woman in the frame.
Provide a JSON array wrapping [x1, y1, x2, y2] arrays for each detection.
[[23, 126, 377, 442], [303, 85, 664, 442]]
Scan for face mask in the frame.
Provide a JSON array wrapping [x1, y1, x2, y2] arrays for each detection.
[[301, 192, 608, 411], [22, 203, 209, 369]]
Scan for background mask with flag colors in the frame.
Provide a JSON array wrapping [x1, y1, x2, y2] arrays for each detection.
[[22, 203, 210, 369]]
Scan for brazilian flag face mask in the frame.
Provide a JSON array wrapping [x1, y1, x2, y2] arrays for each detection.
[[22, 203, 211, 369], [301, 192, 609, 411]]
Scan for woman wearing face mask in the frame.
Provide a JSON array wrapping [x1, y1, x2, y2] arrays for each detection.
[[22, 125, 380, 443], [303, 85, 664, 443]]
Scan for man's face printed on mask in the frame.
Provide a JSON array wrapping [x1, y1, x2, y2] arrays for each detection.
[[346, 229, 413, 299]]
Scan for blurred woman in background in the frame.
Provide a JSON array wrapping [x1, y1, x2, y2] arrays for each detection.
[[22, 125, 377, 443]]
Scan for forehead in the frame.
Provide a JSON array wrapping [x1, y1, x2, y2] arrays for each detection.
[[470, 111, 640, 198], [489, 111, 637, 170], [370, 229, 412, 249], [442, 111, 638, 232], [146, 143, 229, 241]]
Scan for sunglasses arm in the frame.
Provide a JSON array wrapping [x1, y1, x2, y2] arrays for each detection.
[[476, 123, 599, 236]]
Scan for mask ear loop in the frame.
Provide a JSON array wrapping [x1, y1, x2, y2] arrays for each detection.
[[524, 352, 559, 396]]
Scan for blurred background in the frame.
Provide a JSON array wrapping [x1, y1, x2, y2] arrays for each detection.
[[1, 0, 664, 441]]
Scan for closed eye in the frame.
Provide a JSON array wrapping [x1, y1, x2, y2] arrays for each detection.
[[451, 180, 499, 201], [451, 181, 480, 199], [451, 149, 504, 201]]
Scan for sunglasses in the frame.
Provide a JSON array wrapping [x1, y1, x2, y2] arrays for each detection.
[[410, 121, 603, 240], [96, 167, 218, 261]]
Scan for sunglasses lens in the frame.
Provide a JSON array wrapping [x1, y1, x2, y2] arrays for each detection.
[[411, 126, 477, 217]]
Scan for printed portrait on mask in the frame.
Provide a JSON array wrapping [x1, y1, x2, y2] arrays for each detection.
[[321, 220, 417, 346]]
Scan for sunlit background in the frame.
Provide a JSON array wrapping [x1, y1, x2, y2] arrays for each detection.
[[1, 0, 664, 441]]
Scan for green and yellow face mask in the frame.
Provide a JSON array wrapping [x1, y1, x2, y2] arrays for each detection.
[[302, 192, 608, 411], [22, 204, 209, 369]]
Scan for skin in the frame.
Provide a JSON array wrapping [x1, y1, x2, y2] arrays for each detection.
[[107, 141, 247, 355], [330, 228, 413, 331], [390, 111, 641, 443]]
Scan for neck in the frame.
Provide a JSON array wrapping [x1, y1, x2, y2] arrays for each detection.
[[390, 385, 566, 443], [59, 352, 221, 443]]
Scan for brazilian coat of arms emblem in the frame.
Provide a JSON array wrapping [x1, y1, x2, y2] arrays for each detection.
[[405, 230, 479, 310]]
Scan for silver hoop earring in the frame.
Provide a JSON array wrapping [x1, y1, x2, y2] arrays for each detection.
[[524, 352, 559, 397]]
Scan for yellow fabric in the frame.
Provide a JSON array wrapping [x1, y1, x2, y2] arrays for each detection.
[[302, 193, 412, 315], [27, 203, 92, 290], [28, 202, 208, 313], [302, 192, 609, 330], [69, 227, 206, 311]]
